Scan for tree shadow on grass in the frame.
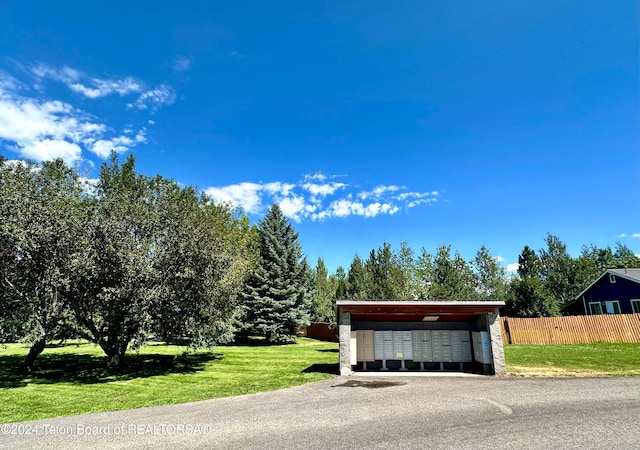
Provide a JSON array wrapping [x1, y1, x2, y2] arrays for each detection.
[[0, 348, 220, 389], [302, 363, 339, 375], [317, 349, 338, 353]]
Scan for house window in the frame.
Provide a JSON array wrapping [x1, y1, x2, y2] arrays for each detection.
[[609, 274, 616, 283], [631, 299, 640, 314], [604, 301, 621, 314], [589, 302, 602, 315]]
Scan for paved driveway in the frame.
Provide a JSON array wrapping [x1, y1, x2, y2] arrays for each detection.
[[1, 376, 639, 449]]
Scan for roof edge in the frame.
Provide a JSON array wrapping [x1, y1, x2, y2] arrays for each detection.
[[336, 300, 506, 307]]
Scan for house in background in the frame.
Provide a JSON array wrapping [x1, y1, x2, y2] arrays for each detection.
[[563, 268, 640, 315]]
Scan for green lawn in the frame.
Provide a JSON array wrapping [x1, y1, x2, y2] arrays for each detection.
[[504, 342, 640, 377], [3, 340, 639, 424], [0, 338, 338, 424]]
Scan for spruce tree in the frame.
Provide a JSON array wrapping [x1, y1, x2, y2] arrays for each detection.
[[240, 204, 312, 343]]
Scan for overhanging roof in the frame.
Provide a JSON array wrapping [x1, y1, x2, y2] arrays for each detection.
[[337, 300, 505, 322]]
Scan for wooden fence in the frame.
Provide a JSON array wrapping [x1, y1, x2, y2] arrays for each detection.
[[299, 323, 338, 342], [501, 314, 640, 345]]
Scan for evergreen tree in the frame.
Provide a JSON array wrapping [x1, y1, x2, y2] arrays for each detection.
[[333, 266, 348, 300], [505, 246, 559, 317], [429, 245, 476, 300], [311, 257, 336, 323], [346, 254, 367, 299], [240, 204, 312, 343]]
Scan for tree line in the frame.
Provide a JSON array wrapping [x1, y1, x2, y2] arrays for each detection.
[[2, 155, 638, 371], [309, 237, 640, 323]]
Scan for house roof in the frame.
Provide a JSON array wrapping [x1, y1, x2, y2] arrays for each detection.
[[573, 268, 640, 302], [336, 300, 505, 322], [608, 268, 640, 283]]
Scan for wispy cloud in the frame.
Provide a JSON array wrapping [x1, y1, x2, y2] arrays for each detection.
[[32, 63, 176, 112], [173, 56, 192, 73], [616, 233, 640, 239], [0, 68, 151, 164], [32, 64, 142, 98], [205, 171, 439, 222], [127, 84, 176, 111], [89, 129, 147, 158]]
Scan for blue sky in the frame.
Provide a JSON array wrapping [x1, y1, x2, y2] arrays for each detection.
[[0, 1, 638, 273]]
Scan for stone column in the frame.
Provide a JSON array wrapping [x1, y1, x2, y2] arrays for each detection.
[[338, 308, 352, 376], [488, 310, 506, 375]]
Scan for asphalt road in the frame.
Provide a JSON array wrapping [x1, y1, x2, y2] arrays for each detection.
[[1, 376, 638, 450]]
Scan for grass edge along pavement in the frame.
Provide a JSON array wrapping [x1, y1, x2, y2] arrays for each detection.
[[1, 340, 639, 423], [0, 337, 338, 424], [504, 342, 640, 377]]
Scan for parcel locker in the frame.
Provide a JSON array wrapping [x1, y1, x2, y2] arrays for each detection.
[[392, 330, 413, 360], [356, 330, 375, 362], [432, 330, 452, 362], [472, 331, 493, 364], [374, 330, 395, 360], [451, 330, 473, 362], [412, 330, 433, 362]]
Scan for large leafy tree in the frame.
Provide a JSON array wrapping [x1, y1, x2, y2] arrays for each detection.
[[151, 181, 257, 348], [67, 154, 252, 369], [67, 155, 163, 369], [0, 158, 84, 371], [240, 204, 312, 343], [474, 245, 507, 300], [539, 233, 579, 306]]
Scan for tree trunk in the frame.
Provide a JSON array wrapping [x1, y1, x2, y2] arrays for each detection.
[[105, 343, 128, 371], [21, 336, 47, 373]]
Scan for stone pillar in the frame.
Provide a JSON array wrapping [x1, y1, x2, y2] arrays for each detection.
[[488, 310, 506, 375], [338, 308, 352, 376]]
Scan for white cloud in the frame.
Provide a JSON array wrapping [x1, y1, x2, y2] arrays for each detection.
[[128, 84, 176, 110], [495, 256, 505, 263], [279, 195, 310, 222], [0, 72, 149, 164], [205, 183, 264, 213], [205, 174, 438, 220], [359, 185, 401, 200], [173, 56, 192, 73], [632, 233, 640, 239], [20, 139, 83, 164], [263, 182, 296, 197], [88, 130, 146, 158], [304, 172, 327, 182], [506, 263, 519, 273], [616, 233, 628, 238], [302, 181, 346, 197], [32, 64, 142, 98]]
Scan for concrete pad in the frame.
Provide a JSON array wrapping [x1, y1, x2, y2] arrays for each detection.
[[350, 371, 483, 377]]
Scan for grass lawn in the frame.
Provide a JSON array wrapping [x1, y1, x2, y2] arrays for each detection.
[[504, 342, 640, 377], [3, 339, 639, 424], [0, 338, 338, 424]]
